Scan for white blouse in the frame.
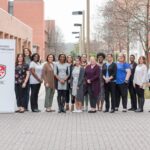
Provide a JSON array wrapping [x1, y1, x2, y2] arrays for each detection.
[[133, 64, 148, 88]]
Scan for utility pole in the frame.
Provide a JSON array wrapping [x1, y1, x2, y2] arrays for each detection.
[[86, 0, 90, 59]]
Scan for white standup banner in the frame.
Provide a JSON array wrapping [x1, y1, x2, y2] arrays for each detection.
[[0, 40, 16, 113]]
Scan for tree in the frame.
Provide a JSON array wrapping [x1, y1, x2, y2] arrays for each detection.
[[46, 22, 65, 58], [95, 0, 150, 65]]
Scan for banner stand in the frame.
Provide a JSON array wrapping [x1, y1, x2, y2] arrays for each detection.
[[0, 40, 16, 113]]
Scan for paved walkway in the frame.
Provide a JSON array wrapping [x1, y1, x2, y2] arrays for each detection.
[[0, 85, 150, 150]]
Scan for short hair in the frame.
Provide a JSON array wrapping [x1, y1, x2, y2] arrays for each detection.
[[46, 54, 55, 62], [138, 56, 146, 64], [31, 53, 40, 62], [97, 52, 106, 59], [82, 54, 87, 57], [58, 54, 66, 62], [107, 53, 113, 57], [130, 55, 135, 59]]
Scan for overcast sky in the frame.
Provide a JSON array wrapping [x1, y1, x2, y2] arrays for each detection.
[[45, 0, 107, 43]]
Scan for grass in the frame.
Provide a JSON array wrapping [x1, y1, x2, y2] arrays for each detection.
[[145, 89, 150, 99]]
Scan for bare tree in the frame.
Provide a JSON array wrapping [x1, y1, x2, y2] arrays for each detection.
[[95, 0, 150, 65], [46, 22, 65, 58]]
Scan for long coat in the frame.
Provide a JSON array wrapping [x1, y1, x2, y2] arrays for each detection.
[[42, 62, 55, 90], [70, 67, 85, 101], [85, 64, 100, 97]]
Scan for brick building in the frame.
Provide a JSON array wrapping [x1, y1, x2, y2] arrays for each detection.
[[0, 6, 32, 54], [0, 0, 8, 11], [13, 0, 45, 59]]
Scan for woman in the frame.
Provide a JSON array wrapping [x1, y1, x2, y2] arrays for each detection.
[[23, 48, 32, 111], [115, 53, 131, 112], [66, 55, 74, 111], [42, 54, 55, 112], [81, 54, 89, 111], [15, 54, 30, 113], [30, 53, 43, 112], [85, 56, 100, 113], [54, 54, 70, 113], [97, 53, 105, 111], [103, 54, 117, 113], [133, 56, 148, 112], [71, 57, 85, 113]]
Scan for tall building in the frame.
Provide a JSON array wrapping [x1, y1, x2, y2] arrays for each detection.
[[0, 0, 32, 54], [0, 0, 8, 11], [13, 0, 45, 59]]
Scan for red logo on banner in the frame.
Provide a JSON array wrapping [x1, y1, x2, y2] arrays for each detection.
[[0, 65, 6, 79]]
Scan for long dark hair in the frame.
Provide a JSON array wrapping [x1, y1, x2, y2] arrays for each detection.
[[15, 53, 25, 66], [23, 48, 32, 58]]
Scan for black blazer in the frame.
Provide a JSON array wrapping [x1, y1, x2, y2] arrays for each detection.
[[102, 62, 117, 81], [129, 62, 137, 82]]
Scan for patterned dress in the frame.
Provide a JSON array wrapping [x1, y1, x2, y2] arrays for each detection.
[[99, 64, 105, 101]]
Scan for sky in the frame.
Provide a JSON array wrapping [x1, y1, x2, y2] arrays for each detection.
[[45, 0, 107, 43]]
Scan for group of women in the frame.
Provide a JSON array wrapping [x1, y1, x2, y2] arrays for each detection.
[[15, 48, 150, 113]]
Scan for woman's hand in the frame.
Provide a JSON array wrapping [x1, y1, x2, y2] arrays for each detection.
[[87, 79, 91, 84], [22, 82, 26, 88]]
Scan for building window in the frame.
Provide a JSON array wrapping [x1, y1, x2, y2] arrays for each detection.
[[8, 1, 14, 15]]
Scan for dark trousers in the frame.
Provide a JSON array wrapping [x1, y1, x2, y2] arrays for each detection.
[[57, 90, 67, 111], [66, 89, 75, 104], [128, 82, 137, 109], [23, 84, 30, 110], [104, 82, 116, 111], [88, 85, 97, 109], [30, 84, 41, 111], [116, 83, 128, 109], [15, 84, 25, 107], [135, 84, 145, 110]]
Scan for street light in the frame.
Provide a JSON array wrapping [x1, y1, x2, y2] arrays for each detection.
[[86, 0, 90, 59], [72, 32, 80, 34], [74, 23, 83, 55], [74, 23, 82, 27], [72, 11, 85, 55]]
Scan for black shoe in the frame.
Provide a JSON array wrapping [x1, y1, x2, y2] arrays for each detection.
[[110, 110, 115, 113], [128, 108, 134, 111], [32, 109, 41, 112], [61, 109, 66, 113], [135, 109, 143, 112], [58, 110, 61, 113], [115, 108, 118, 111], [122, 109, 127, 112], [103, 110, 109, 113], [88, 110, 97, 113]]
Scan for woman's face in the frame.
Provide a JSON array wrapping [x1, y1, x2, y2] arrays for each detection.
[[18, 55, 23, 63], [67, 56, 73, 64], [59, 55, 66, 63], [90, 57, 96, 65], [139, 57, 144, 64], [107, 55, 113, 62], [24, 49, 30, 56], [48, 55, 54, 63], [98, 56, 104, 63], [33, 54, 39, 62], [118, 54, 125, 63], [75, 59, 80, 66]]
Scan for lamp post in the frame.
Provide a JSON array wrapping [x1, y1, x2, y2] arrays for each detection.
[[86, 0, 90, 59], [72, 11, 85, 55], [74, 23, 82, 55]]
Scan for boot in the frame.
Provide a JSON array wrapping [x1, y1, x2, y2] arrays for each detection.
[[71, 104, 74, 112]]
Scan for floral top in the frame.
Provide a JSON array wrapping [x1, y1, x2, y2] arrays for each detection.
[[15, 64, 29, 84]]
